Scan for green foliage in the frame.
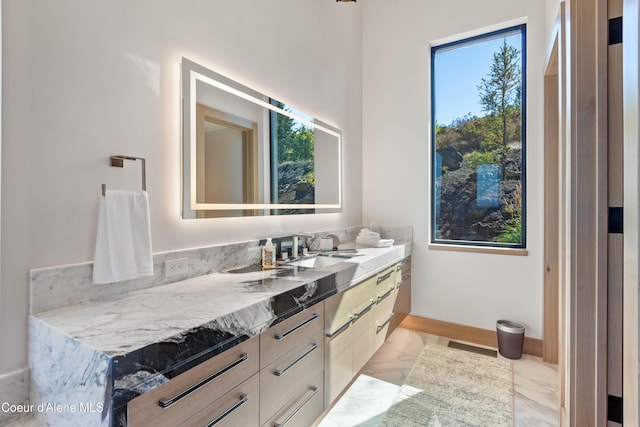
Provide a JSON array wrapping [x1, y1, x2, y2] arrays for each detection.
[[435, 38, 522, 201], [464, 150, 501, 169], [271, 101, 315, 200], [477, 39, 521, 160], [272, 101, 315, 164], [435, 113, 520, 155], [280, 128, 314, 163], [477, 39, 520, 120], [301, 171, 315, 186], [436, 113, 484, 153], [496, 216, 522, 244], [497, 183, 523, 244]]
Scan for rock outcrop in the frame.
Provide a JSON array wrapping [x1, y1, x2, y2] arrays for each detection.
[[436, 146, 522, 243], [437, 146, 464, 171], [277, 160, 315, 215]]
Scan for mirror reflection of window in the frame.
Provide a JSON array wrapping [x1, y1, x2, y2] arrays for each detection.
[[270, 100, 316, 215]]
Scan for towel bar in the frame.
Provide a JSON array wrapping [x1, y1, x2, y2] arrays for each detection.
[[102, 155, 147, 196]]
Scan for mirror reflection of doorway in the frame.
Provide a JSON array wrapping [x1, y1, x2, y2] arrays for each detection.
[[196, 104, 258, 218]]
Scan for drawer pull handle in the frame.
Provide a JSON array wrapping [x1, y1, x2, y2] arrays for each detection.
[[274, 343, 318, 377], [205, 394, 248, 427], [377, 270, 394, 284], [396, 259, 408, 271], [377, 287, 394, 303], [377, 313, 395, 333], [158, 353, 248, 408], [273, 385, 319, 427], [274, 312, 320, 340], [325, 316, 353, 338], [353, 300, 376, 319]]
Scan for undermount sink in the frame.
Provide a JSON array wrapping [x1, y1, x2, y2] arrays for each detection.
[[286, 252, 361, 269], [286, 256, 346, 269], [320, 249, 361, 258]]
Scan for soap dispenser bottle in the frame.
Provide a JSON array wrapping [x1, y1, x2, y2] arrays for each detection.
[[262, 238, 276, 269]]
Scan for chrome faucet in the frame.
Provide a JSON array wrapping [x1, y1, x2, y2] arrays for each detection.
[[291, 233, 314, 259]]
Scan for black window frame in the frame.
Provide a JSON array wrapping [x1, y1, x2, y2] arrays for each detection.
[[430, 24, 527, 249]]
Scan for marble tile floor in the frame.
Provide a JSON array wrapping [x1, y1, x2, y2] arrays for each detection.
[[318, 327, 559, 427], [7, 327, 558, 427], [5, 416, 38, 427]]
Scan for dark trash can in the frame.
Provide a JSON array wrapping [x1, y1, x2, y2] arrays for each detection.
[[496, 320, 525, 359]]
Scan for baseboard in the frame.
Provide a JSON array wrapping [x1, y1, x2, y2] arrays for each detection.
[[0, 367, 30, 424], [400, 315, 543, 357]]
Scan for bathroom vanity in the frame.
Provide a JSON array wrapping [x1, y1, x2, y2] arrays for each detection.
[[29, 234, 411, 427]]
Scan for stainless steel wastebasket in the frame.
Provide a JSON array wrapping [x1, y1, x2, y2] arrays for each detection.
[[496, 320, 525, 359]]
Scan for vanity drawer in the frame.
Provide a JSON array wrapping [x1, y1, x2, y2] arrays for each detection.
[[375, 277, 396, 307], [261, 302, 323, 369], [261, 373, 324, 427], [324, 316, 354, 405], [347, 275, 377, 315], [324, 291, 354, 337], [180, 374, 259, 427], [374, 284, 396, 351], [374, 297, 395, 351], [260, 337, 324, 425], [376, 266, 396, 290], [128, 335, 259, 427], [324, 277, 376, 336], [352, 303, 375, 373], [375, 288, 395, 323], [397, 257, 411, 285]]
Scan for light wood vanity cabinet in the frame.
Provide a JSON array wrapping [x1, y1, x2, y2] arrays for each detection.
[[373, 265, 398, 351], [324, 292, 356, 404], [181, 375, 260, 427], [127, 258, 410, 427], [128, 335, 260, 427], [259, 302, 325, 427], [351, 277, 376, 374], [391, 256, 411, 331], [324, 259, 411, 407], [323, 273, 380, 404], [260, 304, 323, 369], [261, 373, 324, 427], [127, 303, 324, 427]]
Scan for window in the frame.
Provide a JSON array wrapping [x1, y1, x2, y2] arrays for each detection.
[[431, 25, 526, 248]]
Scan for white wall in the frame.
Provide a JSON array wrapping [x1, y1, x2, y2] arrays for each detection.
[[362, 0, 547, 338], [545, 0, 563, 48], [0, 0, 362, 374]]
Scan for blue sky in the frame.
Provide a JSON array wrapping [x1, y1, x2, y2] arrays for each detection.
[[433, 32, 521, 126]]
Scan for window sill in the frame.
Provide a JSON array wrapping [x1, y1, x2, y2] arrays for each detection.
[[428, 243, 528, 256]]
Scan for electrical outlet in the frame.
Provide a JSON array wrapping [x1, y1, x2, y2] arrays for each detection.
[[165, 258, 188, 278]]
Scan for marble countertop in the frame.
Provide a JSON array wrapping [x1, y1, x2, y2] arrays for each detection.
[[34, 265, 334, 357], [33, 243, 410, 358]]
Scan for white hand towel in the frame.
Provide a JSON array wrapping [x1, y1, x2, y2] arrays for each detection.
[[358, 228, 382, 240], [93, 190, 154, 284], [356, 236, 394, 248]]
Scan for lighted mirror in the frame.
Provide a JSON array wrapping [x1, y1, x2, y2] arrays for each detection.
[[182, 58, 342, 218]]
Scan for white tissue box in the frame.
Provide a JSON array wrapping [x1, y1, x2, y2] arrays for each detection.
[[320, 238, 333, 251]]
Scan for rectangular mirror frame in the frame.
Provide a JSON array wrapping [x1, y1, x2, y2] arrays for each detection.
[[182, 58, 343, 218]]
